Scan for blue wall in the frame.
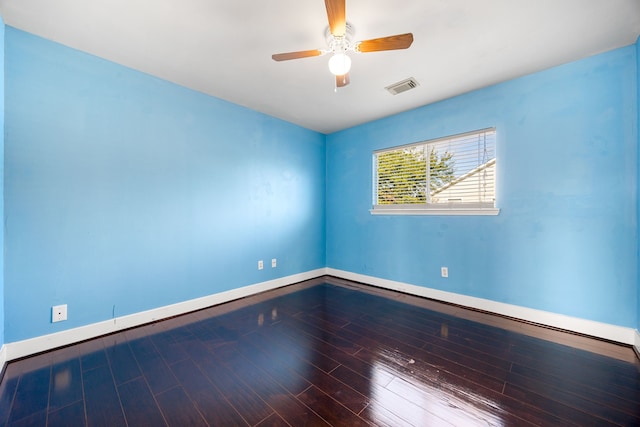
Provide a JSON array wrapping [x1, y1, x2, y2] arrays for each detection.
[[4, 28, 326, 342], [0, 17, 4, 348], [637, 35, 640, 333], [2, 25, 639, 344], [327, 45, 638, 328]]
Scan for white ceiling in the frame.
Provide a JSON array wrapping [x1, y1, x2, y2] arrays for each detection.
[[1, 0, 639, 134]]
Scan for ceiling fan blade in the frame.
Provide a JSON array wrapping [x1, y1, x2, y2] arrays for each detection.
[[325, 0, 346, 37], [336, 73, 350, 87], [272, 49, 324, 61], [356, 33, 414, 52]]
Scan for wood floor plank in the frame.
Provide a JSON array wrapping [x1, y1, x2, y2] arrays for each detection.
[[169, 358, 247, 427], [186, 319, 230, 351], [349, 309, 513, 372], [254, 412, 292, 427], [0, 375, 19, 426], [103, 336, 142, 386], [363, 380, 454, 426], [128, 336, 179, 395], [7, 366, 50, 425], [351, 303, 512, 356], [505, 372, 640, 425], [217, 347, 331, 426], [358, 401, 417, 427], [1, 280, 638, 426], [509, 338, 640, 396], [372, 349, 569, 426], [297, 386, 370, 427], [234, 335, 312, 396], [273, 321, 396, 388], [83, 365, 127, 427], [385, 376, 533, 427], [330, 364, 387, 399], [118, 377, 167, 427], [80, 348, 108, 374], [353, 346, 571, 426], [260, 324, 341, 374], [150, 329, 191, 366], [8, 409, 47, 427], [289, 314, 363, 356], [48, 358, 83, 413], [503, 383, 619, 427], [155, 386, 208, 427], [280, 312, 544, 425], [510, 363, 640, 417], [184, 338, 275, 426], [47, 401, 86, 427], [250, 329, 369, 414], [343, 320, 508, 393]]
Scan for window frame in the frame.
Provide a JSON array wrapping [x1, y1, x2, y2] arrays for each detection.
[[371, 128, 499, 216]]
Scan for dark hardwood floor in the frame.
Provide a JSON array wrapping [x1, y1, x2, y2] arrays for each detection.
[[0, 277, 638, 426]]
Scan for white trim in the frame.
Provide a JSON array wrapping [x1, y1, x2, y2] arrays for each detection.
[[327, 268, 637, 346], [2, 269, 326, 367], [370, 208, 500, 216], [2, 267, 635, 373], [373, 127, 496, 154], [0, 345, 6, 372]]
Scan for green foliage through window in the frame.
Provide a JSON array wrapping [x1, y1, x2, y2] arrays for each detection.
[[376, 147, 455, 204], [374, 129, 496, 208]]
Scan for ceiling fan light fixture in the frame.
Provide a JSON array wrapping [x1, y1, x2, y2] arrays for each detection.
[[272, 2, 414, 88], [328, 53, 351, 76]]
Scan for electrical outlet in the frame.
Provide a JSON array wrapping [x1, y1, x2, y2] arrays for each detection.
[[52, 304, 68, 322], [271, 258, 277, 268], [258, 260, 264, 270], [441, 267, 449, 278]]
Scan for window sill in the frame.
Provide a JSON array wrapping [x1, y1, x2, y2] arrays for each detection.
[[370, 208, 500, 216]]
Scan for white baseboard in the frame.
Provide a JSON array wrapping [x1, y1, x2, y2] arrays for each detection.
[[327, 268, 637, 346], [0, 345, 6, 373], [2, 269, 326, 367], [3, 267, 636, 373]]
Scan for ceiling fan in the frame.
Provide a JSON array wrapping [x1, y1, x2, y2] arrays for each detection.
[[272, 0, 414, 88]]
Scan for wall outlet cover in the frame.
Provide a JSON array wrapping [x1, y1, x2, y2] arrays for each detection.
[[52, 304, 68, 322]]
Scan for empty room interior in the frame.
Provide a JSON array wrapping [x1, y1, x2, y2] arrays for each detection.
[[0, 0, 639, 426]]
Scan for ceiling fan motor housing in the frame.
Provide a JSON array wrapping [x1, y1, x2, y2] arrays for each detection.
[[325, 22, 355, 53]]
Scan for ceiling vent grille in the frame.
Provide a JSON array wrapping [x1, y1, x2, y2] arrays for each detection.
[[385, 77, 419, 95]]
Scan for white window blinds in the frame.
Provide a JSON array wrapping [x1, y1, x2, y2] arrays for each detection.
[[373, 128, 497, 215]]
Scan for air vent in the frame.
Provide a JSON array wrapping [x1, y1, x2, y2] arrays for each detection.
[[385, 77, 419, 95]]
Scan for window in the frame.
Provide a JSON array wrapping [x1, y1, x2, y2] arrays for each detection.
[[372, 128, 498, 215]]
